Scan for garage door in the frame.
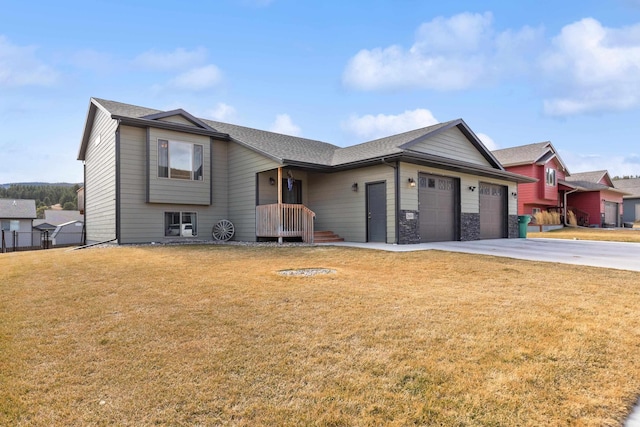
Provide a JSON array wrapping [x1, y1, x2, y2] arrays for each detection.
[[419, 174, 457, 242], [604, 201, 618, 226], [479, 183, 506, 239]]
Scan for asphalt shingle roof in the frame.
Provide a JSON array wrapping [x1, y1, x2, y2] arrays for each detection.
[[84, 98, 535, 183], [491, 142, 551, 166], [613, 178, 640, 198], [0, 199, 37, 219]]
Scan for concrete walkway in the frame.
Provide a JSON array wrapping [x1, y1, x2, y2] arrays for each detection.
[[320, 237, 640, 272]]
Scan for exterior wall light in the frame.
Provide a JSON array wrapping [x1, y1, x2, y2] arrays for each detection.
[[269, 177, 276, 186], [408, 177, 416, 187], [512, 192, 518, 197], [352, 182, 358, 192], [468, 186, 476, 192]]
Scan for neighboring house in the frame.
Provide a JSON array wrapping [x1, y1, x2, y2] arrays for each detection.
[[77, 98, 534, 245], [492, 142, 570, 220], [33, 210, 85, 246], [612, 178, 640, 224], [0, 198, 37, 250], [51, 220, 84, 246], [563, 171, 627, 227]]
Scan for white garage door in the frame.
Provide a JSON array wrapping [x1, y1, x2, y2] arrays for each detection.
[[419, 174, 457, 242], [479, 183, 506, 239]]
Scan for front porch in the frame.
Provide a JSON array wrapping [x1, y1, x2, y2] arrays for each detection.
[[255, 203, 316, 243]]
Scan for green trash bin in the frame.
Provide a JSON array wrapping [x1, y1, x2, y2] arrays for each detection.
[[518, 215, 531, 238]]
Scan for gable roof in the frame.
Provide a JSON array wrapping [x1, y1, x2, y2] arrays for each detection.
[[43, 210, 84, 225], [0, 199, 37, 219], [566, 170, 612, 186], [492, 141, 569, 173], [563, 170, 628, 195], [612, 178, 640, 198], [79, 98, 535, 183]]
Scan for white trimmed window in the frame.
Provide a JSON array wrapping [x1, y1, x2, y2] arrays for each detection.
[[158, 139, 203, 180], [164, 212, 197, 237], [545, 168, 556, 186]]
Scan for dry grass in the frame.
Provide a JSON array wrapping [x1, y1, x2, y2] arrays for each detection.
[[2, 244, 640, 426], [529, 227, 640, 243]]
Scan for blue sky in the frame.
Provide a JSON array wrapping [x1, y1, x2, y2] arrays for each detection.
[[2, 0, 640, 183]]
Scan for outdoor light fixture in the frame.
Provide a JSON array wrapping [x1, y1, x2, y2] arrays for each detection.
[[468, 186, 476, 192], [512, 192, 518, 197], [269, 177, 275, 186], [408, 177, 416, 187], [352, 182, 358, 192]]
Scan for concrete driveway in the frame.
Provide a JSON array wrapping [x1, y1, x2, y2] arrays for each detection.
[[322, 238, 640, 272]]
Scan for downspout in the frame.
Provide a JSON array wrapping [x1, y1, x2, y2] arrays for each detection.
[[381, 158, 399, 244], [564, 188, 578, 226]]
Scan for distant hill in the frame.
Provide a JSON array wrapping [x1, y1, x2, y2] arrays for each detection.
[[0, 182, 81, 188]]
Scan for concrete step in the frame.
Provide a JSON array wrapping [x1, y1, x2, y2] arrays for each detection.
[[314, 230, 344, 243]]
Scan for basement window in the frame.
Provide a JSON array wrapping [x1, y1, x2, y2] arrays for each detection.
[[164, 212, 197, 237]]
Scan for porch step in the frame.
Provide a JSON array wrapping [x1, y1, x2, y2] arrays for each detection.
[[314, 230, 344, 243]]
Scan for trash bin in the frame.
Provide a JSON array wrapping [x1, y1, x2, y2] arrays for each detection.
[[518, 215, 531, 238]]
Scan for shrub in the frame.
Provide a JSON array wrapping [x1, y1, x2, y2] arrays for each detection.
[[533, 211, 561, 225]]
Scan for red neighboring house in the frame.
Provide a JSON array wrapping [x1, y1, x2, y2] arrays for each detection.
[[492, 141, 569, 218], [564, 170, 627, 227], [493, 142, 627, 227]]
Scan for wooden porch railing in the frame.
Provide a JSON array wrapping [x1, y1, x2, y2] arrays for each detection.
[[256, 203, 316, 243]]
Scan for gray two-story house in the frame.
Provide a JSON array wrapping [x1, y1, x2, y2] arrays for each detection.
[[77, 98, 534, 245]]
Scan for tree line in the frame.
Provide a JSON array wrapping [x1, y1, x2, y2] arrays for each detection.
[[0, 184, 81, 218]]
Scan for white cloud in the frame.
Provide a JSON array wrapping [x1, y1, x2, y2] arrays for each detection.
[[207, 103, 237, 122], [342, 13, 543, 91], [342, 108, 439, 140], [270, 114, 301, 136], [476, 133, 498, 151], [559, 149, 640, 178], [133, 47, 208, 70], [168, 64, 222, 90], [0, 35, 58, 87], [540, 18, 640, 116]]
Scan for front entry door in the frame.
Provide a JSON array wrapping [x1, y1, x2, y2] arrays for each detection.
[[367, 182, 386, 242], [282, 179, 302, 204]]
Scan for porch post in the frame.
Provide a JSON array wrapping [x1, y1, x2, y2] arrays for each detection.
[[277, 167, 283, 243]]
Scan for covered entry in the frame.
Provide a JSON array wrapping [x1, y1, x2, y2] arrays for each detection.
[[479, 182, 507, 239], [418, 173, 459, 242]]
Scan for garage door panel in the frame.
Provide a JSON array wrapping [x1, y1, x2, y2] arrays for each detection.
[[419, 174, 457, 242], [479, 183, 506, 239]]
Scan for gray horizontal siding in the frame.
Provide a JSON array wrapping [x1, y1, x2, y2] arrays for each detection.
[[147, 128, 211, 205], [227, 143, 280, 241], [308, 165, 396, 243], [411, 127, 491, 166], [85, 107, 117, 243], [118, 126, 229, 244]]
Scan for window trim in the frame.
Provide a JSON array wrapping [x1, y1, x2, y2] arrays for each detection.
[[164, 211, 198, 237], [157, 139, 204, 181], [545, 168, 556, 186]]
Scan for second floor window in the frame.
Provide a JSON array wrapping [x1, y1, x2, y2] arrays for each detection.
[[158, 139, 203, 180], [545, 168, 556, 186]]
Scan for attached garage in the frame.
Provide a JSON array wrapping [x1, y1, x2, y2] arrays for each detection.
[[479, 182, 507, 239], [418, 173, 459, 242]]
